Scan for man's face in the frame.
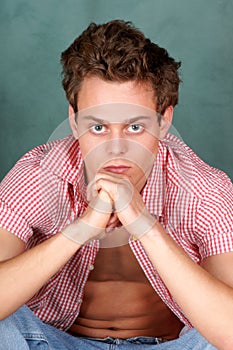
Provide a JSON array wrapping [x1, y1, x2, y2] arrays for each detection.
[[70, 76, 166, 192]]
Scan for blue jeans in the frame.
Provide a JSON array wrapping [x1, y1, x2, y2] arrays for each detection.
[[0, 305, 217, 349]]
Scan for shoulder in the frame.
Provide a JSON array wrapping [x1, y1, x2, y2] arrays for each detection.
[[161, 133, 232, 202], [161, 134, 232, 236], [0, 135, 80, 238], [158, 135, 232, 259], [1, 135, 78, 186]]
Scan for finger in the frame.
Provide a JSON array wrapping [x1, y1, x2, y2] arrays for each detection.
[[98, 188, 113, 203], [108, 213, 118, 224], [96, 177, 134, 213], [95, 178, 116, 202], [88, 188, 113, 215], [106, 213, 119, 228], [87, 180, 98, 202]]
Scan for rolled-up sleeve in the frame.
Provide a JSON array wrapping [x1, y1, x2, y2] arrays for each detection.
[[195, 186, 233, 259]]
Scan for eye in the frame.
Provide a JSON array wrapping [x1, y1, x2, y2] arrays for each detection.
[[90, 124, 107, 134], [126, 124, 144, 134]]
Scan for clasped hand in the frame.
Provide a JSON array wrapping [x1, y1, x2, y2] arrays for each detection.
[[61, 171, 157, 245]]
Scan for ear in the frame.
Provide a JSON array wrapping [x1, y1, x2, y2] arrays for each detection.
[[68, 105, 79, 139], [159, 105, 173, 139]]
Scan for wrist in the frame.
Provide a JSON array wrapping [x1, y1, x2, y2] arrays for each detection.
[[125, 208, 157, 240], [139, 220, 165, 243], [60, 217, 104, 245]]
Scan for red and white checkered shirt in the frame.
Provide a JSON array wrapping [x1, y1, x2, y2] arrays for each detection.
[[0, 133, 232, 330]]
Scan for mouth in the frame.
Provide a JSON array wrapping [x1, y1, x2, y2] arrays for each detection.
[[103, 165, 131, 174]]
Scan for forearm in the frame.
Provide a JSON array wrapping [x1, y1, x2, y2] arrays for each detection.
[[140, 223, 233, 349], [0, 189, 112, 321], [0, 232, 80, 320]]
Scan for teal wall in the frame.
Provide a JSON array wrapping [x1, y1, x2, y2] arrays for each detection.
[[0, 0, 233, 180]]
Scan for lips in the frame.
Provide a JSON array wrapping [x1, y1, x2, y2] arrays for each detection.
[[103, 165, 131, 174]]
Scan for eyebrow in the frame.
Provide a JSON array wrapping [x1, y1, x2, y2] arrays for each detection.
[[127, 116, 152, 123], [82, 116, 106, 123], [82, 115, 152, 123]]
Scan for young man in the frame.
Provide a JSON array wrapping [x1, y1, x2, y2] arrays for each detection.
[[0, 20, 232, 350]]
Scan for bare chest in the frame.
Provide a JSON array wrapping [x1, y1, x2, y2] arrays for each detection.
[[69, 245, 184, 339], [88, 244, 147, 282]]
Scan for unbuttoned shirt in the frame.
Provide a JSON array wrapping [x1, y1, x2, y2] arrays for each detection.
[[0, 133, 232, 330]]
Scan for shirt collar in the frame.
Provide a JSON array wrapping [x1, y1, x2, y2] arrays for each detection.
[[40, 134, 167, 216], [40, 135, 87, 199]]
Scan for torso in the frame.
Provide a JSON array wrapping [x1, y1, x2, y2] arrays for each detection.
[[68, 244, 184, 339]]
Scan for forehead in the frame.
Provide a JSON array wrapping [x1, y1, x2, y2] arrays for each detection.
[[77, 76, 157, 111], [77, 103, 158, 123]]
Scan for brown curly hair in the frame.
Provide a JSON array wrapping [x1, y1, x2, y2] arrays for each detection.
[[61, 20, 181, 115]]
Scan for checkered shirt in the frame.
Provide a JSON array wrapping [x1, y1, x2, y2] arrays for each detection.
[[0, 133, 232, 330]]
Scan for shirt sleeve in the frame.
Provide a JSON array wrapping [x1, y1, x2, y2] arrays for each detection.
[[0, 146, 49, 243], [0, 200, 33, 242], [195, 184, 233, 259]]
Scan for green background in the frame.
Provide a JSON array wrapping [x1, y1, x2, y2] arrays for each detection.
[[0, 0, 232, 180]]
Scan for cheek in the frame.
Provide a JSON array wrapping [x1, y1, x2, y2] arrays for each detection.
[[79, 137, 107, 181], [143, 137, 159, 156], [79, 136, 99, 158]]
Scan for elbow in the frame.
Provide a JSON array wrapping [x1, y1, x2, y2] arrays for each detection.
[[0, 303, 18, 322], [0, 309, 11, 321], [219, 338, 233, 350], [210, 333, 233, 350]]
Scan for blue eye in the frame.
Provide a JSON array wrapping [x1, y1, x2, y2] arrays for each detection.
[[90, 124, 106, 134], [127, 124, 144, 133]]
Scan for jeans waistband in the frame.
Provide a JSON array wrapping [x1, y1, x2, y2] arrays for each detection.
[[83, 335, 168, 345]]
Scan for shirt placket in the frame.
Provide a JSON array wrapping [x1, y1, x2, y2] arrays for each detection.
[[129, 238, 191, 327]]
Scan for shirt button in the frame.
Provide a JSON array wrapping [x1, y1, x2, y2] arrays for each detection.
[[88, 264, 94, 271], [77, 298, 83, 303]]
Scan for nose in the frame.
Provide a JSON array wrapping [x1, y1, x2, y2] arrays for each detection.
[[105, 137, 128, 155]]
